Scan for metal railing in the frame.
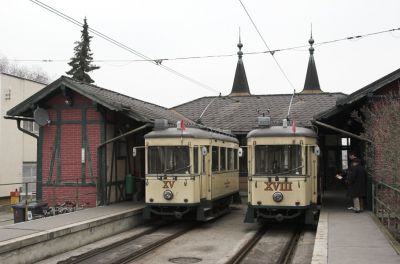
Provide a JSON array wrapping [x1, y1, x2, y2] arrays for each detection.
[[0, 179, 95, 222], [372, 179, 400, 241], [0, 181, 37, 222]]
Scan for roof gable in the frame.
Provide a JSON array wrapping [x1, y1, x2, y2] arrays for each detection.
[[316, 67, 400, 120], [337, 67, 400, 106], [6, 76, 184, 123]]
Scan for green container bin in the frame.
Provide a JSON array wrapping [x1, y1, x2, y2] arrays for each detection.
[[125, 174, 134, 195]]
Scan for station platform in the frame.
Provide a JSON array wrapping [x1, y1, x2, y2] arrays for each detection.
[[312, 190, 400, 264], [0, 202, 144, 264]]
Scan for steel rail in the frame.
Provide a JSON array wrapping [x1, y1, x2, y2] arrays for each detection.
[[58, 222, 165, 264], [277, 228, 302, 264], [116, 224, 195, 264], [225, 227, 267, 264]]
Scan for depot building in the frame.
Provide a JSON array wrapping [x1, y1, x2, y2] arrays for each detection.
[[6, 37, 396, 208]]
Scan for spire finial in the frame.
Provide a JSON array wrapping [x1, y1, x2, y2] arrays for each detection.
[[237, 27, 243, 58], [230, 28, 250, 96], [308, 24, 314, 54], [302, 27, 322, 94]]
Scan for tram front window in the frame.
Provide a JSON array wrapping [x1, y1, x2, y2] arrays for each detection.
[[148, 146, 190, 174], [255, 145, 302, 175]]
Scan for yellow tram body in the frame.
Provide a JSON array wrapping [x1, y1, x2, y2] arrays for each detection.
[[143, 122, 240, 221], [244, 124, 319, 224]]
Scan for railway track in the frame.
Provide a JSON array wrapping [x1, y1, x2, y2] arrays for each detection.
[[226, 228, 268, 264], [226, 226, 303, 264], [58, 222, 195, 264], [276, 229, 302, 264]]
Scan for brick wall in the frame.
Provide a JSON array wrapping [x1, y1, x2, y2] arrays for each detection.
[[40, 91, 101, 207], [42, 186, 97, 207]]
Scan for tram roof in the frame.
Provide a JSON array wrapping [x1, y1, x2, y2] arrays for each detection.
[[144, 127, 239, 144], [247, 126, 317, 138]]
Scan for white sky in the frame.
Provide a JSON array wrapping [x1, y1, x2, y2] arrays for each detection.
[[1, 0, 400, 107]]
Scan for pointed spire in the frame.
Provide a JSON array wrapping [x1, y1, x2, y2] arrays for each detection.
[[230, 29, 250, 96], [301, 26, 323, 94]]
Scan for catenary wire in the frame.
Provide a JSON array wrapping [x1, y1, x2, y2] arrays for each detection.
[[238, 0, 296, 91], [29, 0, 219, 94], [10, 14, 400, 65]]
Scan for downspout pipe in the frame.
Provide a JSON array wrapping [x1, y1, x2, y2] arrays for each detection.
[[17, 120, 39, 139], [5, 116, 40, 199], [4, 116, 39, 139]]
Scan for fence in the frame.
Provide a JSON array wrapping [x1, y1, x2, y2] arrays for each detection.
[[0, 181, 37, 206], [372, 179, 400, 241]]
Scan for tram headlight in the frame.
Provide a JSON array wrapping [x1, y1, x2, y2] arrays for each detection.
[[272, 192, 283, 202], [163, 190, 174, 200]]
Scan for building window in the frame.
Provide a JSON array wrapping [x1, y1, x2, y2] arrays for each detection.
[[22, 121, 39, 134], [341, 137, 351, 170], [22, 162, 37, 193], [341, 137, 351, 146]]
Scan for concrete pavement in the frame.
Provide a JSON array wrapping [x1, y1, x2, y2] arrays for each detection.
[[312, 190, 400, 264], [0, 202, 144, 264]]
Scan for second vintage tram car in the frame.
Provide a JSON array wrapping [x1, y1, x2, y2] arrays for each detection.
[[244, 117, 320, 225], [143, 120, 240, 221]]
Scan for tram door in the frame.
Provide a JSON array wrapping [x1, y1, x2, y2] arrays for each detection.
[[200, 145, 210, 199]]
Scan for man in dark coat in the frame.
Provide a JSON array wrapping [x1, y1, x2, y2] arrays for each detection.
[[347, 158, 367, 213]]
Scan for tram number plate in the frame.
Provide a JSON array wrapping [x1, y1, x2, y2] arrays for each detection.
[[264, 182, 293, 191], [162, 181, 176, 188]]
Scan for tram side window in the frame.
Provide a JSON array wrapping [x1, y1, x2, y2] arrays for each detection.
[[255, 145, 302, 175], [193, 146, 199, 174], [234, 149, 238, 170], [228, 148, 234, 170], [148, 146, 190, 174], [212, 146, 219, 172], [220, 147, 226, 171], [305, 146, 309, 175]]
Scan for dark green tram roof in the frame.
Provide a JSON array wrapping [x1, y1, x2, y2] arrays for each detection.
[[247, 126, 317, 138], [145, 127, 239, 144]]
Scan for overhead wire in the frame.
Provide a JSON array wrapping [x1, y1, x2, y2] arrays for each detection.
[[238, 0, 296, 91], [10, 23, 400, 64], [29, 0, 219, 94]]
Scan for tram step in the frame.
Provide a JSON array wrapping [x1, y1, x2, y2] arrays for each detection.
[[203, 215, 216, 221], [203, 207, 212, 213]]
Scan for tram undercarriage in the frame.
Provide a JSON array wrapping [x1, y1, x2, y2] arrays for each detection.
[[244, 204, 318, 225], [143, 192, 241, 221]]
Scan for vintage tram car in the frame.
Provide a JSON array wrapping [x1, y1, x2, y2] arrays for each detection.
[[143, 120, 240, 221], [244, 117, 319, 225]]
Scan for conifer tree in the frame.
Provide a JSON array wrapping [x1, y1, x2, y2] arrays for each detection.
[[66, 18, 99, 83]]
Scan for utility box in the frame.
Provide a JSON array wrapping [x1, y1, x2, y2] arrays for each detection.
[[11, 203, 26, 223], [11, 202, 48, 223], [10, 190, 20, 212]]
